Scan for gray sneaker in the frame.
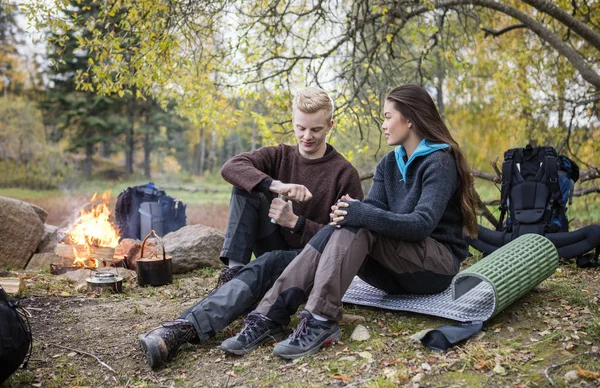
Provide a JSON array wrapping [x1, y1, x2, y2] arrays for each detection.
[[273, 310, 341, 360], [220, 312, 286, 355]]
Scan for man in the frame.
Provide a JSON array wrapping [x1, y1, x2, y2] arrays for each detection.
[[138, 87, 363, 368]]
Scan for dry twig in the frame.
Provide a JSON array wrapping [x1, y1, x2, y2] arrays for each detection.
[[543, 350, 600, 386], [49, 343, 116, 373]]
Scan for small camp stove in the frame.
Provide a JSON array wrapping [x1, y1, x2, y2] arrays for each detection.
[[86, 270, 124, 294]]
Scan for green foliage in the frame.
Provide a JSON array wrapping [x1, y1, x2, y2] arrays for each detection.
[[0, 96, 75, 189]]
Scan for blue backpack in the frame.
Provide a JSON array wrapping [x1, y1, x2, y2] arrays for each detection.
[[114, 182, 187, 240], [498, 145, 580, 238]]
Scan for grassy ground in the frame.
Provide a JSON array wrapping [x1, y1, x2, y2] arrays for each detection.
[[1, 180, 600, 387], [2, 263, 599, 387]]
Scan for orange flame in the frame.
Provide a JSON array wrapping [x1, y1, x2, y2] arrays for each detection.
[[66, 191, 119, 268]]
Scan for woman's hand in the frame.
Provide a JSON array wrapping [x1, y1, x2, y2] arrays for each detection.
[[329, 195, 355, 228]]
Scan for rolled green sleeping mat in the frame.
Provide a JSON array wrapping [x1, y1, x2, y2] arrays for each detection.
[[453, 233, 559, 318]]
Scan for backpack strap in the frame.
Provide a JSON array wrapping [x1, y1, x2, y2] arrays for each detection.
[[498, 149, 517, 231], [543, 150, 563, 225]]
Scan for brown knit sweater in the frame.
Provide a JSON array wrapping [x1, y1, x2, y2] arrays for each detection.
[[221, 144, 364, 248]]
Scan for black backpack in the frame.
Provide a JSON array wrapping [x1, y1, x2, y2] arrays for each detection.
[[498, 145, 579, 238], [0, 287, 32, 384], [114, 182, 187, 240]]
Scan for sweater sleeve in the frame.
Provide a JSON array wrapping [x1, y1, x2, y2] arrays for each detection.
[[298, 164, 364, 245], [220, 146, 280, 192], [341, 155, 458, 240], [363, 160, 388, 210]]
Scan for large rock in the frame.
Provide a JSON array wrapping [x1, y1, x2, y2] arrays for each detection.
[[162, 224, 224, 274], [0, 197, 45, 269], [26, 252, 65, 271], [36, 224, 65, 253], [30, 204, 48, 224]]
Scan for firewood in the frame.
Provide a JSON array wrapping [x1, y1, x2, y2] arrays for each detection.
[[0, 277, 25, 294]]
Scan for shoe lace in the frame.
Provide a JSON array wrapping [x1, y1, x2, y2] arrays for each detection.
[[239, 312, 266, 341], [290, 316, 310, 341], [215, 267, 240, 289]]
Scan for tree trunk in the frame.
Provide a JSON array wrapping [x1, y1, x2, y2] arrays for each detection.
[[143, 130, 151, 178], [100, 141, 110, 158], [208, 129, 217, 172], [125, 99, 135, 176], [83, 142, 94, 179]]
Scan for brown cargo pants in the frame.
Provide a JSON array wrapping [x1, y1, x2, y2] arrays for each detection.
[[255, 225, 459, 324]]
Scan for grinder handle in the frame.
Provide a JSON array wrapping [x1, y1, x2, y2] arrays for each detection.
[[270, 194, 286, 224]]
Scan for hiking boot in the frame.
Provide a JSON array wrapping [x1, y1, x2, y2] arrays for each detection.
[[215, 266, 242, 289], [138, 319, 198, 369], [273, 310, 341, 360], [219, 311, 286, 355]]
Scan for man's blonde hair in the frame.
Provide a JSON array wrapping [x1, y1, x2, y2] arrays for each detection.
[[292, 87, 334, 121]]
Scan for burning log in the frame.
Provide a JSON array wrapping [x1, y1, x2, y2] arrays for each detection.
[[54, 191, 119, 271]]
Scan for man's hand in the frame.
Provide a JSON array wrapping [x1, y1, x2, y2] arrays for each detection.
[[269, 197, 299, 229], [270, 180, 313, 202]]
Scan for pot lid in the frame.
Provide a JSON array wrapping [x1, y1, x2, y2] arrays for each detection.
[[87, 271, 123, 284]]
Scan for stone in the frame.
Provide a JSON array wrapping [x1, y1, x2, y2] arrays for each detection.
[[36, 224, 64, 254], [162, 224, 224, 274], [26, 252, 64, 271], [340, 313, 366, 325], [351, 324, 371, 341], [338, 356, 356, 362], [412, 373, 424, 383], [0, 197, 45, 269], [564, 370, 579, 383], [30, 204, 48, 223]]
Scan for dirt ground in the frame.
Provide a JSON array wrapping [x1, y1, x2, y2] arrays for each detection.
[[3, 262, 600, 387]]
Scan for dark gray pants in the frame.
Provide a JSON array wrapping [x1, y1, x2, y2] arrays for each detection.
[[220, 186, 289, 265], [256, 226, 459, 325], [180, 249, 301, 341]]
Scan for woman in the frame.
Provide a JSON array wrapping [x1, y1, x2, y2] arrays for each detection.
[[219, 84, 479, 359]]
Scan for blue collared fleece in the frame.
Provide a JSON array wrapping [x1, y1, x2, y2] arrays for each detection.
[[341, 141, 468, 262]]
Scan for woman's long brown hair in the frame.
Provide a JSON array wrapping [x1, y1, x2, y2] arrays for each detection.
[[386, 84, 478, 238]]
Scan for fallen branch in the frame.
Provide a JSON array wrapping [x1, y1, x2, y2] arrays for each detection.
[[49, 343, 115, 373], [472, 169, 501, 183], [579, 168, 600, 183], [490, 157, 501, 180], [543, 350, 600, 387], [573, 186, 600, 196], [475, 191, 499, 228]]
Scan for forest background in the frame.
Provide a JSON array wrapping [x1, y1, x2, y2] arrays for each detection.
[[1, 0, 600, 227]]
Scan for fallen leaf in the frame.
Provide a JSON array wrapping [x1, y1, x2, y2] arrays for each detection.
[[577, 366, 600, 379], [331, 374, 351, 382], [358, 351, 372, 359]]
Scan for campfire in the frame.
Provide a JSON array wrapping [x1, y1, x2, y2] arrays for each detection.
[[54, 192, 120, 271]]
